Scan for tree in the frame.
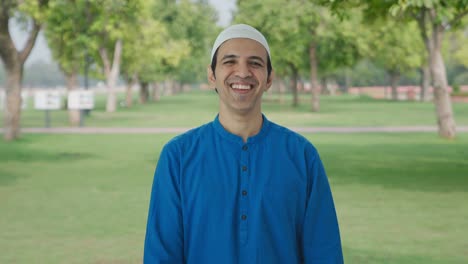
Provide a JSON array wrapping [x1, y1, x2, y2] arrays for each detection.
[[312, 8, 364, 95], [324, 0, 468, 138], [120, 15, 188, 105], [0, 0, 49, 141], [153, 0, 219, 89], [83, 0, 145, 112], [367, 20, 423, 100], [45, 0, 95, 126]]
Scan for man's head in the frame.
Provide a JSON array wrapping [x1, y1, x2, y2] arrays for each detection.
[[210, 24, 273, 78], [207, 24, 274, 117]]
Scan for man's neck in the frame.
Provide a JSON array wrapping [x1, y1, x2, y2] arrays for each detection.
[[218, 111, 263, 143]]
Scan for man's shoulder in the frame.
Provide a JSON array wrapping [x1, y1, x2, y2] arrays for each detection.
[[164, 121, 214, 150], [267, 120, 319, 154], [269, 121, 312, 143]]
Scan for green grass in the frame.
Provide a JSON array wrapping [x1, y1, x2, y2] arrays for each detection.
[[2, 90, 468, 263], [1, 133, 467, 263], [6, 90, 468, 128]]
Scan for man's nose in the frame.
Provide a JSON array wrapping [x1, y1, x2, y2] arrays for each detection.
[[235, 62, 252, 78]]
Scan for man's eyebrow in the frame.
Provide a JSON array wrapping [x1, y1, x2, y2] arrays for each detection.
[[221, 54, 239, 60], [221, 54, 266, 64], [248, 56, 265, 63]]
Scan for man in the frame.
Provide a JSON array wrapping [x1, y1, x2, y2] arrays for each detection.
[[144, 24, 343, 263]]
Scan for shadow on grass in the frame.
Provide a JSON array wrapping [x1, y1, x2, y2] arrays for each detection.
[[0, 138, 95, 186], [0, 169, 25, 186], [323, 142, 468, 193], [0, 147, 95, 163]]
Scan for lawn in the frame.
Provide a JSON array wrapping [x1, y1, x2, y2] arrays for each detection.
[[1, 133, 467, 263], [6, 89, 468, 128]]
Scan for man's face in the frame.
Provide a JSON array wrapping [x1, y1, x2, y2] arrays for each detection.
[[208, 38, 273, 117]]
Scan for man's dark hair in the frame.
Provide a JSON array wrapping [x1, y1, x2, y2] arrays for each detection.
[[210, 49, 273, 79]]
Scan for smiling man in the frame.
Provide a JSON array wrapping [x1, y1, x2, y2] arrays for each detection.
[[144, 24, 343, 264]]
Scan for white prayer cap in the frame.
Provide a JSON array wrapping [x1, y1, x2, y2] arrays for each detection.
[[210, 24, 271, 63]]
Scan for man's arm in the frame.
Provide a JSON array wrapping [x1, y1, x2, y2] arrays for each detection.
[[302, 147, 344, 264], [144, 143, 184, 263]]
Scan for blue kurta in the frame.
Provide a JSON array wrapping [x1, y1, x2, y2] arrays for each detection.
[[144, 115, 343, 263]]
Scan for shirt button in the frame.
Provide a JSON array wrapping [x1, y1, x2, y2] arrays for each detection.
[[241, 214, 247, 220], [242, 145, 248, 151], [242, 166, 247, 172], [242, 190, 247, 196]]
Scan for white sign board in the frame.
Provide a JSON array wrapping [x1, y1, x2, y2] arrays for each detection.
[[0, 90, 28, 109], [34, 91, 62, 110], [68, 90, 94, 110]]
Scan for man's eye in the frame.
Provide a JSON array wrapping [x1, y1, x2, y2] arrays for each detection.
[[250, 62, 263, 67], [223, 60, 235, 65]]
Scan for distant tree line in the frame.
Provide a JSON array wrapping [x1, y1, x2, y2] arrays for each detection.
[[1, 54, 466, 89]]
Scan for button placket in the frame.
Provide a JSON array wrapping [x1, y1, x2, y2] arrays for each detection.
[[239, 143, 250, 245]]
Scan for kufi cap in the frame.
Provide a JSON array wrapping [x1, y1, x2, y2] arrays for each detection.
[[210, 24, 271, 63]]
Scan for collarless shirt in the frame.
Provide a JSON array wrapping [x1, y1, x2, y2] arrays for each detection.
[[144, 115, 343, 264]]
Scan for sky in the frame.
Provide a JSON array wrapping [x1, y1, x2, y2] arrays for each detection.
[[10, 0, 236, 65]]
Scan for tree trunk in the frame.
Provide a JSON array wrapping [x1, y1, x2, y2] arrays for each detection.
[[321, 77, 327, 95], [428, 14, 456, 138], [174, 82, 182, 94], [164, 79, 173, 96], [419, 63, 431, 101], [418, 8, 456, 138], [152, 82, 161, 102], [430, 35, 456, 138], [389, 71, 400, 101], [125, 73, 137, 108], [65, 70, 80, 126], [279, 79, 286, 104], [3, 64, 23, 140], [309, 42, 320, 112], [0, 13, 41, 141], [139, 81, 149, 104], [290, 64, 299, 107], [343, 68, 351, 94], [99, 39, 122, 113]]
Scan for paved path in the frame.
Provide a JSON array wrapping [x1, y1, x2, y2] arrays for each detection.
[[3, 126, 467, 134]]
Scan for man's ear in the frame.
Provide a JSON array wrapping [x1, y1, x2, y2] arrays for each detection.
[[207, 65, 216, 86], [265, 70, 275, 91]]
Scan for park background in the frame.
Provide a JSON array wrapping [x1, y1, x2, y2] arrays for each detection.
[[1, 0, 468, 263]]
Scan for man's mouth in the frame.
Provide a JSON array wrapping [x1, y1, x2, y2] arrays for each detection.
[[230, 84, 252, 90]]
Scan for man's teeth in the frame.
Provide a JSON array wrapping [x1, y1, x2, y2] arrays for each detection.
[[231, 84, 251, 90]]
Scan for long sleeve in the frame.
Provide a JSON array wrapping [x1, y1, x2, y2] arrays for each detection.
[[144, 142, 184, 264], [302, 147, 343, 264]]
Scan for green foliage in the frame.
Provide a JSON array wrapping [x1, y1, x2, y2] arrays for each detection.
[[367, 20, 423, 74], [45, 0, 94, 74], [314, 9, 366, 76], [44, 0, 146, 80], [443, 27, 468, 69], [120, 1, 189, 83], [152, 0, 219, 83], [389, 0, 468, 28], [17, 0, 49, 23]]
